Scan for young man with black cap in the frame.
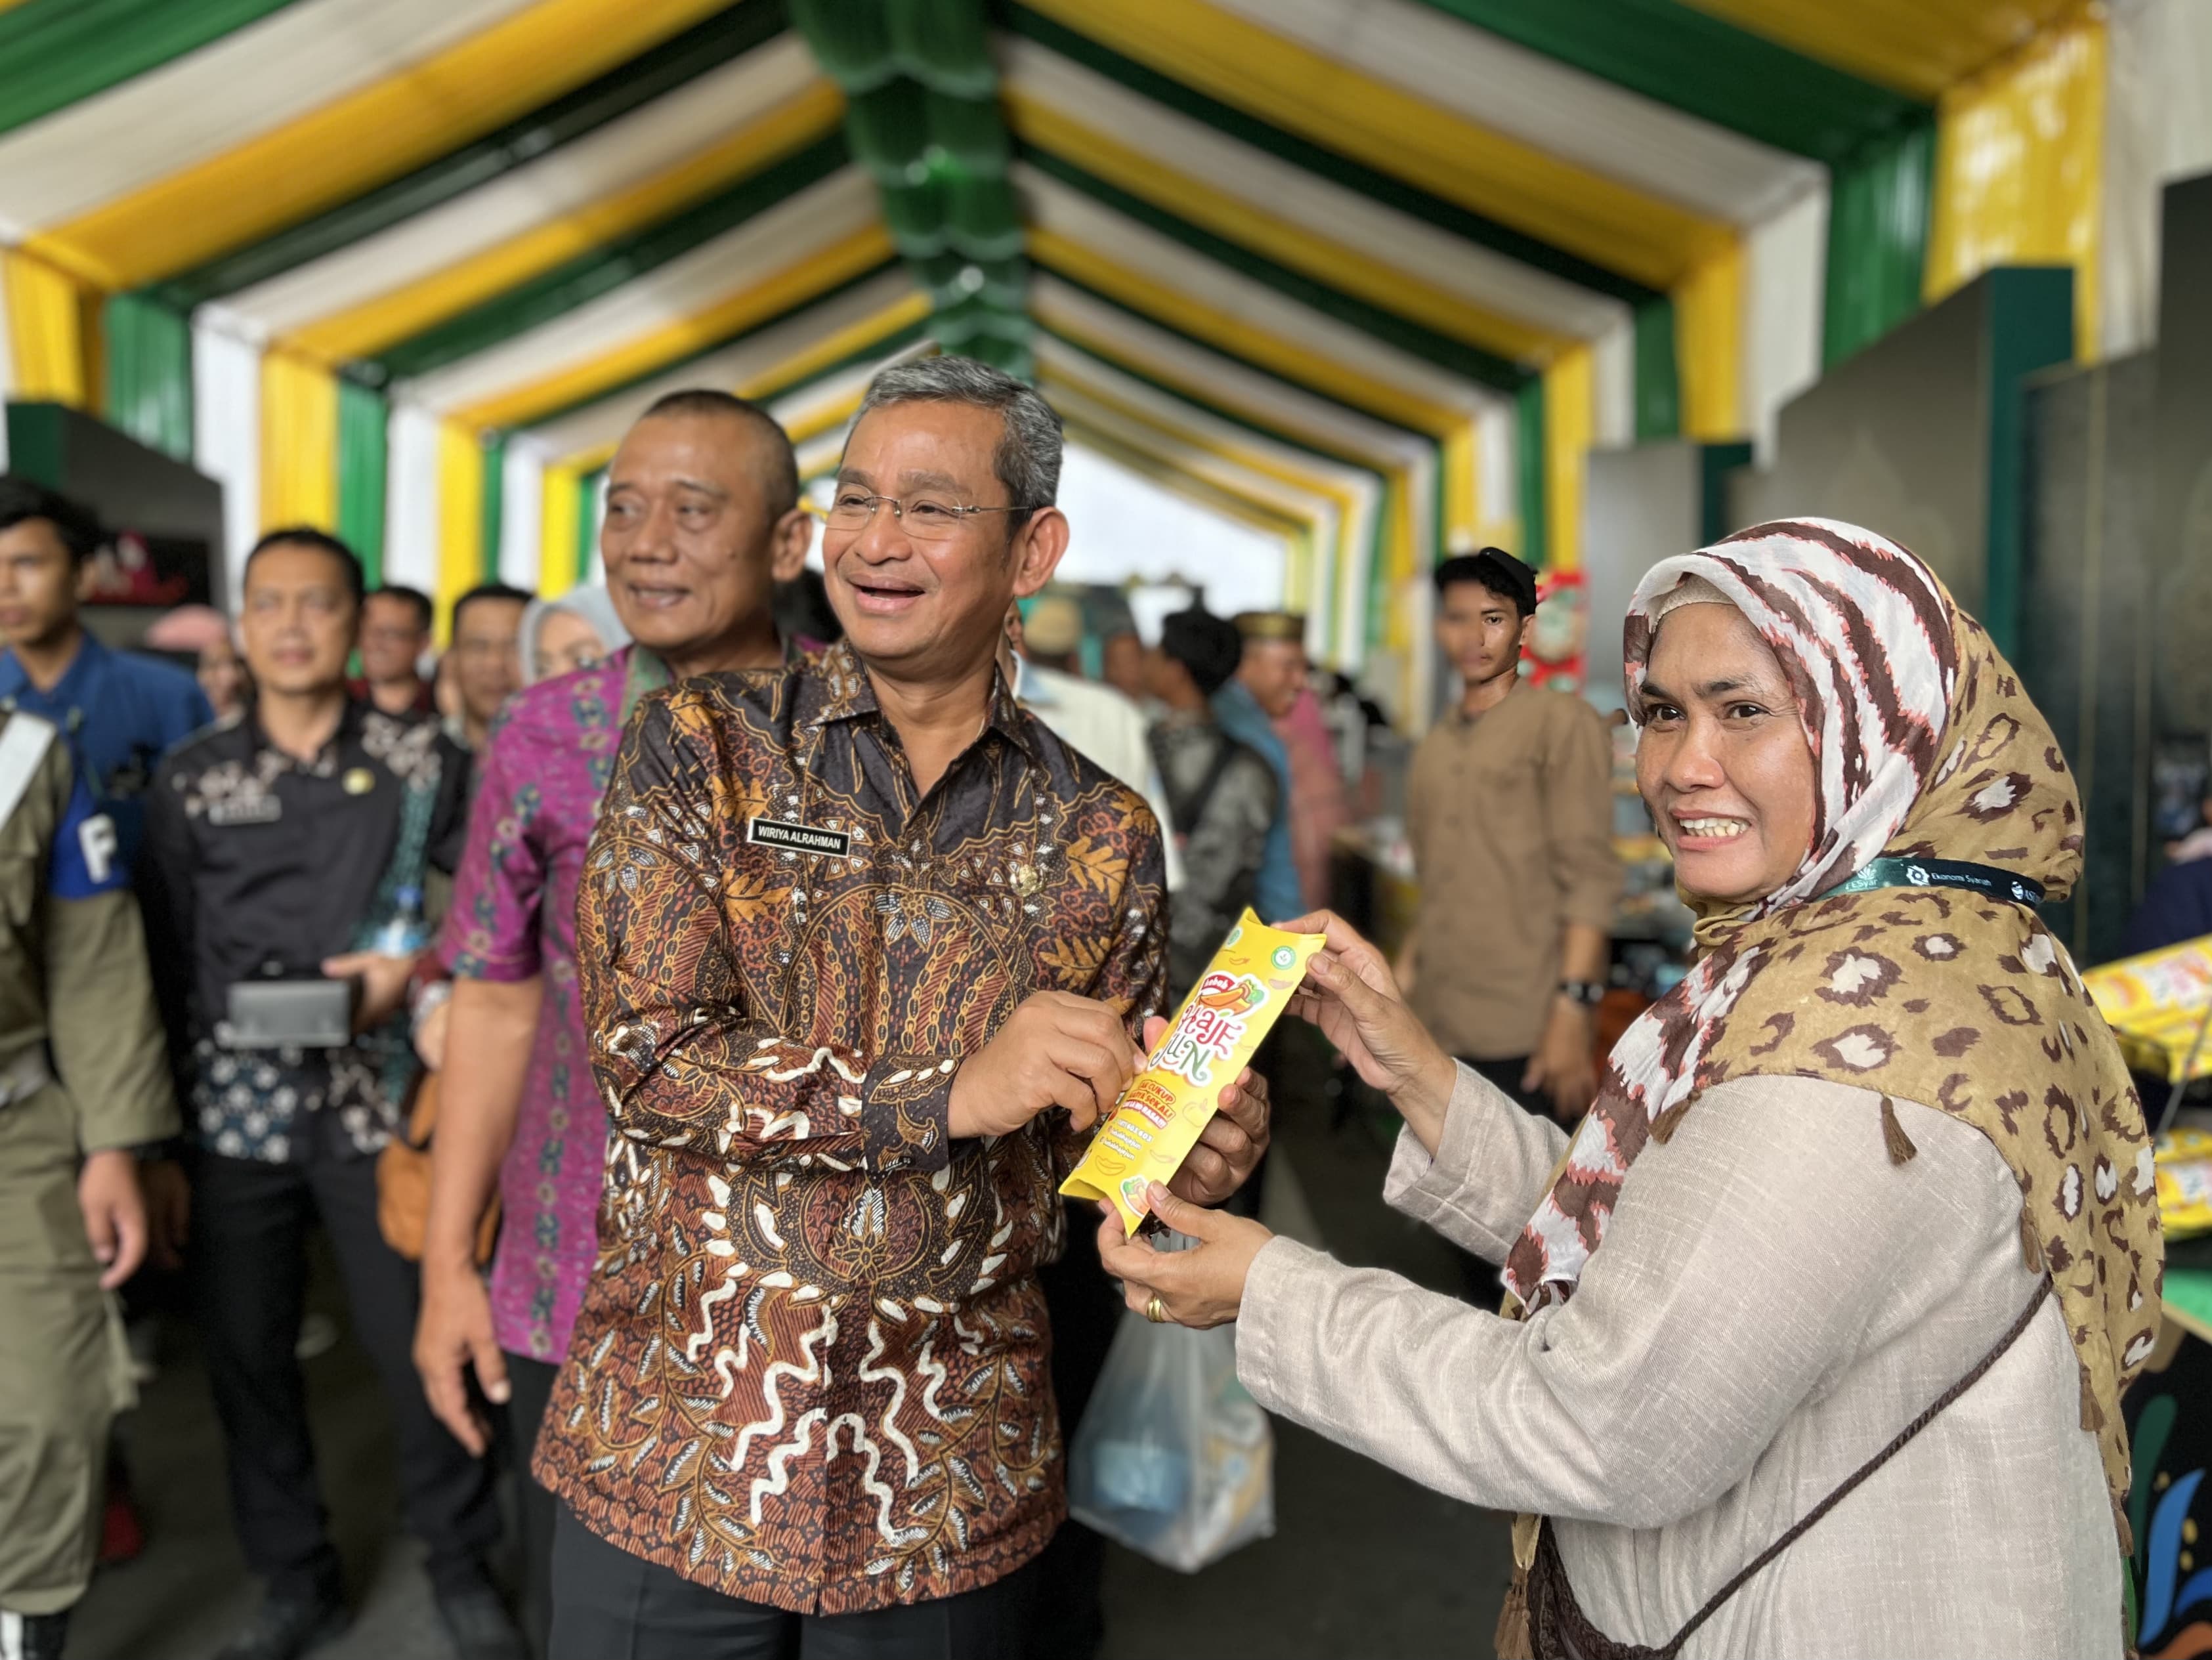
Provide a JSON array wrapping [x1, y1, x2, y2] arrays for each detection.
[[1400, 548, 1619, 1121]]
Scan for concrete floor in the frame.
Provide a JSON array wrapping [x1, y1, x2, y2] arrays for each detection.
[[66, 1040, 1514, 1659]]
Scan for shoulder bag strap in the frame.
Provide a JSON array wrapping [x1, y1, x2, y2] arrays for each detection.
[[1656, 1274, 2055, 1657]]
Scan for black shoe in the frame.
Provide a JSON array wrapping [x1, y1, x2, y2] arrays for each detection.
[[3, 1609, 72, 1660], [435, 1585, 526, 1660], [214, 1587, 348, 1660]]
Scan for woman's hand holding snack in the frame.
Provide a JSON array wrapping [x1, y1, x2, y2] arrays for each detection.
[[1096, 1183, 1272, 1329], [1281, 910, 1458, 1154]]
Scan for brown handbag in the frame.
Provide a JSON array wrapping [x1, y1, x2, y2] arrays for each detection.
[[375, 1071, 498, 1266]]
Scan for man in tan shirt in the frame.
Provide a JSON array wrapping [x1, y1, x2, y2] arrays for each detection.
[[1401, 549, 1619, 1119]]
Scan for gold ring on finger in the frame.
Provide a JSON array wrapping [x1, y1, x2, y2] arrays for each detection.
[[1144, 1293, 1169, 1324]]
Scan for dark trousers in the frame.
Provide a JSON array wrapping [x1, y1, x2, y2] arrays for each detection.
[[503, 1353, 559, 1657], [549, 1505, 1040, 1660], [188, 1151, 500, 1601], [1024, 1202, 1122, 1660]]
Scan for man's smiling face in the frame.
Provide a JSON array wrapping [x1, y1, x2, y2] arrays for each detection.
[[600, 410, 794, 666], [821, 400, 1061, 682]]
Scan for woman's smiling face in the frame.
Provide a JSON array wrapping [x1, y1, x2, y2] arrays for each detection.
[[1636, 601, 1819, 906]]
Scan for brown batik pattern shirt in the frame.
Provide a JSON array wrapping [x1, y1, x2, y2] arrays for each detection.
[[535, 641, 1168, 1613]]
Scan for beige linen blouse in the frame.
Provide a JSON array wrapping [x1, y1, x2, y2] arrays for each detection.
[[1237, 1064, 2120, 1659]]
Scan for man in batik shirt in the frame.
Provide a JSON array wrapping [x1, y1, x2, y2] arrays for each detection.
[[537, 358, 1261, 1658], [412, 390, 809, 1654]]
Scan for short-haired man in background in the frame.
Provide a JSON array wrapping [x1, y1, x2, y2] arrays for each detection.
[[0, 480, 205, 1548], [445, 582, 532, 754], [1212, 614, 1302, 922], [538, 356, 1263, 1658], [0, 478, 213, 876], [142, 530, 515, 1660], [1145, 607, 1280, 1000], [414, 388, 810, 1656], [353, 585, 436, 717], [1401, 548, 1617, 1121], [1008, 591, 1183, 891]]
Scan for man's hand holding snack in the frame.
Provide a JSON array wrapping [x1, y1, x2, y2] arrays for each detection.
[[1139, 1012, 1270, 1207], [950, 990, 1141, 1139]]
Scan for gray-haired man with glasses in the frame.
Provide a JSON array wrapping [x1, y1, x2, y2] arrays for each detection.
[[535, 355, 1269, 1659]]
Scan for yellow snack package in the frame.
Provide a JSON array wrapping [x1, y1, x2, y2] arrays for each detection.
[[2156, 1126, 2212, 1239], [1062, 910, 1325, 1233]]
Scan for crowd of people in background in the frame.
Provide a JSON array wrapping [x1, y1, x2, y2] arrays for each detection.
[[0, 361, 1376, 1660], [0, 354, 2179, 1660]]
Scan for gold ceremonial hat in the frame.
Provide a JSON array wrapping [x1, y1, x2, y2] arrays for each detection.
[[1232, 610, 1305, 642]]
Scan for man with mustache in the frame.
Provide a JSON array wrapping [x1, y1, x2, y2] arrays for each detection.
[[414, 389, 808, 1657]]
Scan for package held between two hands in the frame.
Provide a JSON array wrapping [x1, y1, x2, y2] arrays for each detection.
[[1062, 910, 1326, 1233]]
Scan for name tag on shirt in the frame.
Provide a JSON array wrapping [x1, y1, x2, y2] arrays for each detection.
[[746, 817, 851, 857], [209, 797, 282, 827]]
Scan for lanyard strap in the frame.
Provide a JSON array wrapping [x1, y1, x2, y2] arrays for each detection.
[[1819, 855, 2045, 907]]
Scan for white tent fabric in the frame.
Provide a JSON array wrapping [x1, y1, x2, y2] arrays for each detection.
[[1056, 444, 1288, 619], [2102, 0, 2212, 356], [382, 402, 444, 597], [1592, 316, 1634, 450], [499, 439, 545, 591], [189, 311, 263, 603], [1000, 37, 1631, 349], [1031, 273, 1441, 563], [217, 37, 830, 343], [1017, 166, 1508, 429], [0, 0, 538, 240], [395, 165, 881, 414], [1743, 179, 1829, 462], [1041, 333, 1387, 659], [518, 266, 921, 464], [1204, 0, 1821, 223]]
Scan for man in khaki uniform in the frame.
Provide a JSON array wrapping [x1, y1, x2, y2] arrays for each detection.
[[0, 708, 176, 1660]]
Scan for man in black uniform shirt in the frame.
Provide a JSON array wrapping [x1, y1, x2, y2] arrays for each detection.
[[140, 530, 518, 1660]]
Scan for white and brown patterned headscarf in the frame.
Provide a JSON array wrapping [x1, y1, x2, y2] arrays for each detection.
[[1504, 517, 2161, 1548]]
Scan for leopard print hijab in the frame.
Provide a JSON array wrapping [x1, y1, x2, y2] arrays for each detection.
[[1503, 517, 2161, 1546]]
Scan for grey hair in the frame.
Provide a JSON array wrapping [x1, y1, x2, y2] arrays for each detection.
[[851, 355, 1062, 524]]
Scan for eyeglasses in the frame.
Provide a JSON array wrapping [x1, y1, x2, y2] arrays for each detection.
[[820, 490, 1034, 542]]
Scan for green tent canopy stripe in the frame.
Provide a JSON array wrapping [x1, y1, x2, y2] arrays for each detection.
[[577, 467, 602, 586], [1516, 376, 1546, 568], [0, 0, 302, 140], [792, 0, 1032, 379], [1823, 117, 1937, 367], [1408, 0, 1926, 166], [1019, 145, 1527, 393], [1004, 4, 1661, 310], [480, 432, 506, 582], [102, 291, 193, 461], [360, 131, 853, 385], [1633, 296, 1680, 441], [146, 0, 794, 310], [335, 377, 389, 584]]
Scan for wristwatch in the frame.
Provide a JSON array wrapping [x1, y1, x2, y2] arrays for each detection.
[[1558, 979, 1606, 1010]]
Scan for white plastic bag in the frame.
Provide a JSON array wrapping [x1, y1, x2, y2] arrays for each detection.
[[1066, 1306, 1275, 1573]]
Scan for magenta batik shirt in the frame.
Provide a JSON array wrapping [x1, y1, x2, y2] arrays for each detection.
[[438, 647, 664, 1361]]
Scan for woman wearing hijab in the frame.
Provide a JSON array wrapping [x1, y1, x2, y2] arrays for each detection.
[[1101, 521, 2160, 1658], [517, 586, 629, 685]]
